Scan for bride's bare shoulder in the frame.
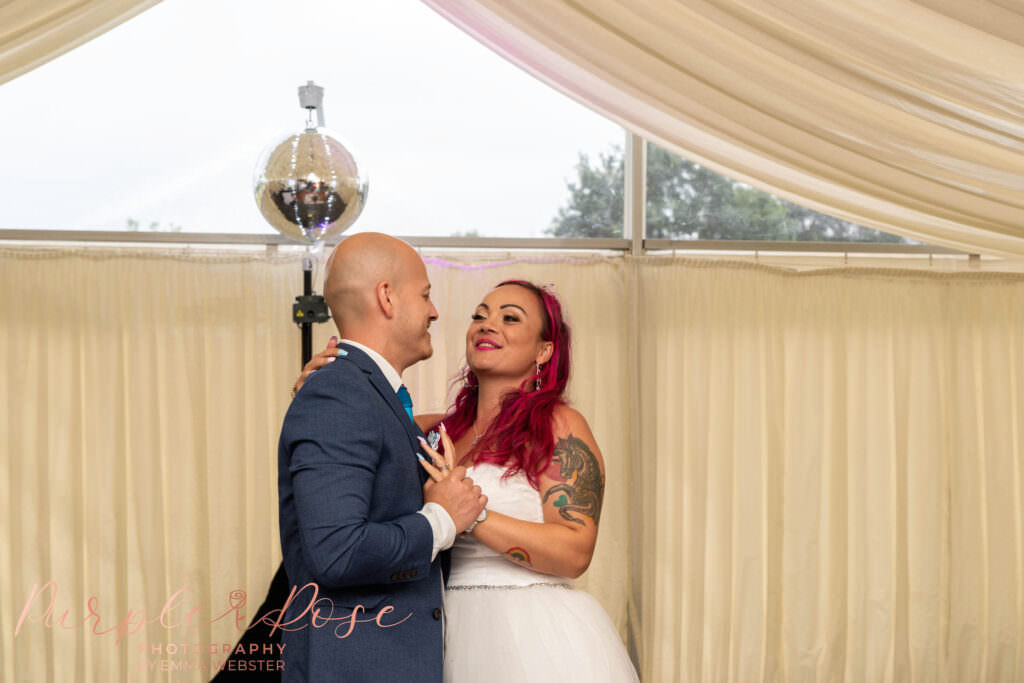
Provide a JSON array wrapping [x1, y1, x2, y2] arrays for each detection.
[[550, 405, 593, 439]]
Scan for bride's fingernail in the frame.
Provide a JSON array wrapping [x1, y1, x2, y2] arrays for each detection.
[[326, 357, 335, 363], [417, 436, 428, 445], [336, 349, 348, 356], [416, 453, 427, 462], [440, 422, 447, 432]]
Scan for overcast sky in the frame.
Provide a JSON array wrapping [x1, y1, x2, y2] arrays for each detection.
[[0, 0, 623, 237]]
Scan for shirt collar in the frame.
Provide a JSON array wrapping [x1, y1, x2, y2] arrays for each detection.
[[340, 339, 402, 392]]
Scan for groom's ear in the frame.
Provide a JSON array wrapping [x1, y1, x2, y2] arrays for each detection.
[[376, 280, 396, 318]]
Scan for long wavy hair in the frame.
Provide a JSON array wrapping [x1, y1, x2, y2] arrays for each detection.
[[428, 279, 571, 489]]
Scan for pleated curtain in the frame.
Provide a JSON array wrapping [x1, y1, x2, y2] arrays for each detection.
[[631, 259, 1024, 681], [3, 245, 1023, 681]]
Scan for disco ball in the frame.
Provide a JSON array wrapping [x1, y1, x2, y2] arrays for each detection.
[[254, 81, 369, 244], [254, 127, 368, 244]]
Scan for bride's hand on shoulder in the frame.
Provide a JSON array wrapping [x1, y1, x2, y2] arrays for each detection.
[[291, 336, 343, 398]]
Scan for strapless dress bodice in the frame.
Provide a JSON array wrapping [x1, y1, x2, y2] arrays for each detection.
[[446, 461, 572, 589]]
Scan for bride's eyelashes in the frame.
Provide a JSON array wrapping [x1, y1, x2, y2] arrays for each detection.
[[471, 312, 520, 323]]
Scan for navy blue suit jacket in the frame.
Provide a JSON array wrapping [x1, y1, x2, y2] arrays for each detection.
[[277, 344, 444, 682]]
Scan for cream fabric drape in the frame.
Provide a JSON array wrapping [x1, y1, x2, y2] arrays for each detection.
[[632, 259, 1024, 681], [3, 246, 1024, 681], [421, 0, 1024, 258], [0, 0, 160, 86], [0, 247, 633, 682], [1, 248, 297, 681]]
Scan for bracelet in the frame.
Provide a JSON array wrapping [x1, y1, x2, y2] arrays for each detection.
[[463, 507, 488, 534]]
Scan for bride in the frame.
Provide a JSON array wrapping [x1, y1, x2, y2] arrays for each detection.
[[299, 278, 637, 682]]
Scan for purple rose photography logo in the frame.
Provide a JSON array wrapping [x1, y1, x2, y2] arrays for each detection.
[[15, 580, 412, 674]]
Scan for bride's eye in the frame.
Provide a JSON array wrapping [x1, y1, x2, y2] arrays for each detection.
[[471, 313, 486, 321], [503, 315, 519, 323]]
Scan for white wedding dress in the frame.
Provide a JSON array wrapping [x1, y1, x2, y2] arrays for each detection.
[[443, 462, 639, 682]]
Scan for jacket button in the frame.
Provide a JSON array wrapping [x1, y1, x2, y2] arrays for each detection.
[[432, 608, 442, 620]]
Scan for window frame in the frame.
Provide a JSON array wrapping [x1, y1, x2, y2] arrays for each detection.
[[0, 132, 970, 257]]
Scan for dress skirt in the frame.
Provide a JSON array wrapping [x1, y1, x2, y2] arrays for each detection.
[[443, 583, 639, 683]]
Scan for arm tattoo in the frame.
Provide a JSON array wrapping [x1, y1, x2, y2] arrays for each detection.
[[504, 547, 533, 567], [542, 434, 605, 526]]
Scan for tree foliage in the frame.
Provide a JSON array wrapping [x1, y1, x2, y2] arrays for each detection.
[[548, 145, 905, 243], [125, 218, 183, 232], [546, 149, 624, 239]]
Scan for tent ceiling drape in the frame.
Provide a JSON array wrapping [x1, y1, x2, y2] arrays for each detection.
[[0, 0, 160, 87], [421, 0, 1024, 258]]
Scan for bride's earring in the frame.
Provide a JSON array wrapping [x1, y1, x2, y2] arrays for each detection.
[[535, 362, 542, 391]]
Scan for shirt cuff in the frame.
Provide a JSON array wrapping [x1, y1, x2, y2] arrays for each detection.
[[418, 502, 457, 561]]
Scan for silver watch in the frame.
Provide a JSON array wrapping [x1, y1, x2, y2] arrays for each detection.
[[464, 507, 488, 534]]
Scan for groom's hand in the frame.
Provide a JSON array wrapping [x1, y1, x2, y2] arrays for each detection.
[[424, 466, 487, 534]]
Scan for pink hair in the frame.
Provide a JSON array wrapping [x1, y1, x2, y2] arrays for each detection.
[[429, 280, 571, 489]]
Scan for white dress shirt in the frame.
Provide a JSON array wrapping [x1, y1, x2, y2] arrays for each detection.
[[339, 339, 456, 561]]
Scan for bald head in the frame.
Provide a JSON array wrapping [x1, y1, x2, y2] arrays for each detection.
[[324, 232, 423, 336]]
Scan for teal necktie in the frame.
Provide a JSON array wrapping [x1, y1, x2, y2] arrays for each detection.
[[396, 384, 414, 423]]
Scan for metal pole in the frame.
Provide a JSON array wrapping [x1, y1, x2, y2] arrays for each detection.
[[302, 256, 313, 368], [624, 132, 647, 256]]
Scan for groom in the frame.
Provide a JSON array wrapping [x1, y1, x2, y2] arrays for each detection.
[[277, 233, 486, 682]]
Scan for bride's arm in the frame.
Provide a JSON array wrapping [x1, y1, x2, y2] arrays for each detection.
[[469, 406, 605, 579]]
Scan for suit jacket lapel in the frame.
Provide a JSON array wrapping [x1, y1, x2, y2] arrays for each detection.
[[341, 344, 427, 465]]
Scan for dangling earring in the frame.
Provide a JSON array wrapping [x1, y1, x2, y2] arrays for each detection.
[[535, 362, 543, 391], [464, 370, 478, 391]]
